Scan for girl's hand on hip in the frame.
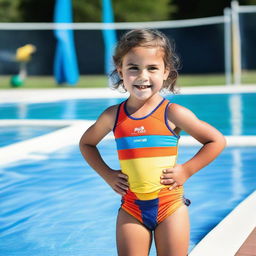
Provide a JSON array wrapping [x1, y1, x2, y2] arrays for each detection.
[[105, 170, 129, 196], [160, 164, 190, 190]]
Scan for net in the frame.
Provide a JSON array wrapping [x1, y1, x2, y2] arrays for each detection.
[[0, 17, 227, 79], [0, 8, 255, 86]]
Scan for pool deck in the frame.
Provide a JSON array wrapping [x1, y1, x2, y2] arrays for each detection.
[[1, 84, 256, 103], [1, 85, 256, 255]]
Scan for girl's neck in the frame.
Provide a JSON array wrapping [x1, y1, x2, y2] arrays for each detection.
[[125, 94, 164, 117]]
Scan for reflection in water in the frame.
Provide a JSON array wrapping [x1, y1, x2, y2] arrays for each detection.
[[229, 94, 242, 135], [231, 148, 245, 202], [62, 100, 76, 119], [18, 103, 28, 119]]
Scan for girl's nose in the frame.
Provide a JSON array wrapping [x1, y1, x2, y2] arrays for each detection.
[[137, 70, 149, 82]]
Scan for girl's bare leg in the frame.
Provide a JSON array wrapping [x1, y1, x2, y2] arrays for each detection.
[[154, 205, 190, 256], [116, 208, 152, 256]]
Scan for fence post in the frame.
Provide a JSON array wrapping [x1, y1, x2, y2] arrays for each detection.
[[224, 8, 232, 86], [231, 0, 242, 86]]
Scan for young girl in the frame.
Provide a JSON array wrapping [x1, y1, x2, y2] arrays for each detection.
[[79, 29, 226, 256]]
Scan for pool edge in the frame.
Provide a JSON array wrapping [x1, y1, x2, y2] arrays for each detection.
[[0, 85, 256, 103], [189, 190, 256, 256]]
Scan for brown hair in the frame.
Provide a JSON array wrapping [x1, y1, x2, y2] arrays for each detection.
[[109, 29, 180, 93]]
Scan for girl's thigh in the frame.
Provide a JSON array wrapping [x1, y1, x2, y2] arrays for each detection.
[[116, 208, 152, 256], [154, 205, 190, 256]]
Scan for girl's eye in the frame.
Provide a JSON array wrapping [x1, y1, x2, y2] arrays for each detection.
[[148, 66, 158, 71], [128, 66, 138, 71]]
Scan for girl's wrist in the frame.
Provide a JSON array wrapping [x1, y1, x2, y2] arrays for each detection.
[[182, 163, 195, 178], [96, 167, 115, 184]]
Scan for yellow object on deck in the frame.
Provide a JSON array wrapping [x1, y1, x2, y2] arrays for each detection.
[[16, 44, 36, 62]]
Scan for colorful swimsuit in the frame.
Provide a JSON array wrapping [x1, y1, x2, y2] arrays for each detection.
[[113, 98, 190, 230]]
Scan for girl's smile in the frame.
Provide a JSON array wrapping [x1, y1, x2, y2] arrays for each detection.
[[133, 84, 152, 90]]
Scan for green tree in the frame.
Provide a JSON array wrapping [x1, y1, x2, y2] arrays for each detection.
[[113, 0, 176, 22], [73, 0, 102, 22], [0, 0, 22, 21], [0, 0, 176, 22], [73, 0, 176, 22], [1, 0, 256, 23]]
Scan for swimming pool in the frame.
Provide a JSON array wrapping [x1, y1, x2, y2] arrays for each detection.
[[0, 90, 255, 255], [1, 140, 255, 255]]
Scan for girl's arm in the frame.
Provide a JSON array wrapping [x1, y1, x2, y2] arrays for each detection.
[[79, 105, 128, 196], [161, 103, 226, 189]]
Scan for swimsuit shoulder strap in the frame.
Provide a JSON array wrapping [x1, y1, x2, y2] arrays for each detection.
[[150, 98, 169, 122], [113, 100, 126, 132]]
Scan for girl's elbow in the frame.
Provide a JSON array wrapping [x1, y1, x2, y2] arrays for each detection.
[[219, 134, 227, 149], [79, 137, 85, 149], [79, 140, 85, 154], [79, 138, 96, 151], [79, 137, 89, 152]]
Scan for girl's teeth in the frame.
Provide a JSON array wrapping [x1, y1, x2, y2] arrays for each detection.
[[136, 85, 149, 89]]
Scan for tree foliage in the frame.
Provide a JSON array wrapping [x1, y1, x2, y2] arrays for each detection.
[[0, 0, 175, 22], [0, 0, 22, 22], [73, 0, 101, 22], [113, 0, 176, 22], [73, 0, 176, 22], [0, 0, 256, 22]]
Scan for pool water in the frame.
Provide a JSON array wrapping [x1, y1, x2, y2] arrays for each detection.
[[1, 93, 255, 135], [0, 126, 60, 147], [1, 140, 255, 255]]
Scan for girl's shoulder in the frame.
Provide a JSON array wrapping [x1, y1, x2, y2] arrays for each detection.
[[97, 104, 120, 130], [167, 102, 198, 127], [102, 104, 119, 118], [167, 102, 190, 117]]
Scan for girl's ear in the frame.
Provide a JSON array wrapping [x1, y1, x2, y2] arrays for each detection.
[[117, 67, 123, 79], [117, 64, 123, 78]]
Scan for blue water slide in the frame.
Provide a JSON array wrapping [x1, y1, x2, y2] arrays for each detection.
[[54, 0, 79, 85], [102, 0, 117, 75]]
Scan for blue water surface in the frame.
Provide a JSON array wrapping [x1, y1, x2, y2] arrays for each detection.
[[0, 126, 60, 147], [0, 93, 255, 135], [1, 140, 256, 256]]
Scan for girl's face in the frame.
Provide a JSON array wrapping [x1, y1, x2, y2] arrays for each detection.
[[118, 46, 170, 101]]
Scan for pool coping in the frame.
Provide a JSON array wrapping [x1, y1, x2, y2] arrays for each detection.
[[0, 85, 256, 103], [0, 120, 91, 165]]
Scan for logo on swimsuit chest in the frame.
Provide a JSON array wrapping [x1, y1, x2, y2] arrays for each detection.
[[133, 126, 146, 134]]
